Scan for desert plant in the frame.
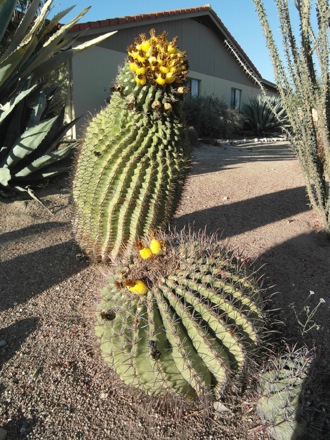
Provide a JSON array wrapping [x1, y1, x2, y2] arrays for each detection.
[[250, 0, 330, 235], [256, 346, 313, 440], [95, 231, 266, 399], [183, 95, 244, 138], [0, 0, 116, 199], [242, 95, 289, 136], [73, 30, 191, 262]]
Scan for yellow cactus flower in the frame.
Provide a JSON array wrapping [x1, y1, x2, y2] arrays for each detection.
[[150, 239, 162, 255], [155, 74, 166, 86], [127, 30, 188, 87], [127, 280, 148, 295], [136, 66, 146, 75], [135, 75, 146, 86], [139, 247, 153, 259]]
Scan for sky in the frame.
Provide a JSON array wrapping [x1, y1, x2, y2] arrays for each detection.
[[49, 0, 303, 83]]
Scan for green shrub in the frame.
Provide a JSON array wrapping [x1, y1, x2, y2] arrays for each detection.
[[182, 95, 244, 138]]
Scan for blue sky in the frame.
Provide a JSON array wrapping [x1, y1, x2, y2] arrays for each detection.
[[50, 0, 302, 83]]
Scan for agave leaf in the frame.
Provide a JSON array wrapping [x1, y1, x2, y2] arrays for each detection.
[[0, 166, 11, 186], [0, 45, 30, 86], [2, 0, 41, 59], [40, 6, 76, 38], [42, 118, 79, 156], [0, 0, 17, 43], [28, 30, 117, 85], [43, 7, 92, 48], [15, 144, 73, 177], [0, 84, 36, 123], [20, 0, 52, 47], [73, 31, 118, 52], [26, 88, 47, 128], [14, 184, 54, 213], [1, 115, 59, 168]]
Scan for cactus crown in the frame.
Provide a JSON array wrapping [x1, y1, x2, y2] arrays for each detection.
[[128, 29, 189, 86]]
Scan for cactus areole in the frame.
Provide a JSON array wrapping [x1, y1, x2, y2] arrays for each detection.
[[73, 30, 191, 262], [96, 233, 265, 399]]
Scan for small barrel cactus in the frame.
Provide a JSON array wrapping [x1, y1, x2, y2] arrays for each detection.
[[256, 347, 312, 440], [96, 231, 266, 399], [73, 30, 191, 262]]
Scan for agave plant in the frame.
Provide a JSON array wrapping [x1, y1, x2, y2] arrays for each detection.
[[0, 0, 116, 199], [241, 95, 289, 136]]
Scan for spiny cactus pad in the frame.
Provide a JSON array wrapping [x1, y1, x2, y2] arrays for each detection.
[[256, 347, 312, 440], [73, 30, 191, 262], [96, 232, 266, 399]]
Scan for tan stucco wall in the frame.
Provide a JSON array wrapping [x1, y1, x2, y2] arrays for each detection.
[[70, 48, 264, 137], [71, 46, 125, 136], [189, 70, 262, 106]]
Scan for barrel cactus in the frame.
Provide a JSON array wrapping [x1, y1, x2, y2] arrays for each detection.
[[96, 231, 266, 399], [73, 30, 191, 262], [256, 347, 312, 440]]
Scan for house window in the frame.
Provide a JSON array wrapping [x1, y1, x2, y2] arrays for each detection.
[[231, 88, 241, 111], [187, 78, 200, 97]]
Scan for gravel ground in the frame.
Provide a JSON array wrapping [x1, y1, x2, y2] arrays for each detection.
[[1, 140, 329, 439]]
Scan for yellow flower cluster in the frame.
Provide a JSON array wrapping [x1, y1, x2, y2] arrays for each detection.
[[128, 29, 188, 86]]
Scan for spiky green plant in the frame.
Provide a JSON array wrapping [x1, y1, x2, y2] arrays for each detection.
[[0, 0, 116, 199], [250, 0, 330, 235], [95, 231, 266, 399], [256, 346, 313, 440], [73, 30, 191, 262], [242, 95, 289, 136]]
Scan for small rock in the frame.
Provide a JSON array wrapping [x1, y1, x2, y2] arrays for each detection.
[[222, 196, 229, 201], [0, 428, 8, 440], [214, 401, 231, 413], [0, 340, 6, 347]]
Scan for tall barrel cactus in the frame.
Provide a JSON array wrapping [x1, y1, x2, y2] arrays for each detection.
[[73, 30, 191, 262], [96, 232, 266, 399]]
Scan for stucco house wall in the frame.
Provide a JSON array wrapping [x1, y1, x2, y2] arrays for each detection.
[[69, 6, 277, 137]]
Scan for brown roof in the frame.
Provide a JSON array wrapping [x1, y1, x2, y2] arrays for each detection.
[[70, 4, 266, 81], [71, 5, 212, 32]]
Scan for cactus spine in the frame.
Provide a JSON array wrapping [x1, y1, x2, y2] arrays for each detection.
[[96, 232, 265, 399], [73, 30, 191, 262]]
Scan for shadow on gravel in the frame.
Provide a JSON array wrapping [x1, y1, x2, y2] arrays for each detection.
[[174, 186, 309, 238], [0, 239, 88, 312], [0, 318, 39, 370], [295, 346, 330, 440], [190, 142, 296, 176], [0, 222, 68, 246], [2, 408, 37, 439]]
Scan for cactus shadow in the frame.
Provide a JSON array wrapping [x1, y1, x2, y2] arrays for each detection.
[[0, 222, 68, 245], [0, 239, 88, 312], [190, 142, 296, 176], [294, 346, 330, 439], [1, 408, 37, 439], [0, 317, 39, 370], [174, 186, 308, 238]]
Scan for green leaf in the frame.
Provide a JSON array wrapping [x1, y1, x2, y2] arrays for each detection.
[[0, 85, 36, 124], [15, 144, 73, 177], [0, 0, 17, 43], [73, 31, 118, 52], [0, 166, 11, 186], [2, 115, 59, 168], [2, 0, 41, 59]]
